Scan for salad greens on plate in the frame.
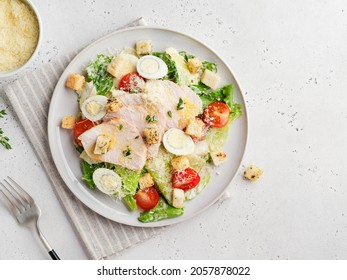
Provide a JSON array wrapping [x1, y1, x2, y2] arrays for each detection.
[[62, 39, 242, 223]]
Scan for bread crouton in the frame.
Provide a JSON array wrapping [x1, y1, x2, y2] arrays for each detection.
[[172, 188, 185, 208], [139, 173, 155, 189], [143, 127, 160, 145], [244, 165, 263, 181], [105, 98, 123, 113], [187, 58, 203, 74], [107, 54, 138, 79], [94, 135, 111, 155], [185, 118, 205, 138], [65, 73, 85, 91], [210, 151, 227, 166], [201, 69, 220, 90], [61, 116, 76, 129], [171, 156, 190, 170], [136, 40, 152, 55]]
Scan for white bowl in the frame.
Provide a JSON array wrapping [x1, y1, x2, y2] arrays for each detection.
[[0, 0, 42, 79]]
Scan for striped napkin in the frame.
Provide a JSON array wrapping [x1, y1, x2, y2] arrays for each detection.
[[4, 18, 166, 260]]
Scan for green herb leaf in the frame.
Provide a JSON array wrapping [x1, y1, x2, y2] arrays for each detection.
[[123, 147, 132, 157], [177, 98, 184, 110], [178, 51, 195, 62], [0, 109, 7, 118], [167, 110, 172, 118], [119, 124, 123, 130], [145, 115, 158, 123]]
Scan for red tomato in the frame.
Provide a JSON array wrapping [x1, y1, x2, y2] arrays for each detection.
[[172, 168, 200, 191], [134, 187, 160, 211], [73, 119, 96, 146], [202, 102, 230, 128], [118, 73, 145, 93]]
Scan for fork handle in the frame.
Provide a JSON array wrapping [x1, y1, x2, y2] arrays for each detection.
[[48, 249, 60, 260]]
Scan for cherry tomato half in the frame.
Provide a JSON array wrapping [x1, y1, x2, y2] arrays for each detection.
[[172, 168, 201, 191], [202, 101, 230, 128], [134, 187, 160, 211], [118, 73, 145, 93], [73, 118, 97, 146]]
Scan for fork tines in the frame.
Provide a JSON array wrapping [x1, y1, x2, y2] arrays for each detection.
[[0, 177, 34, 217]]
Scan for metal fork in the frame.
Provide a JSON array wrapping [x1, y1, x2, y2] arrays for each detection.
[[0, 177, 60, 260]]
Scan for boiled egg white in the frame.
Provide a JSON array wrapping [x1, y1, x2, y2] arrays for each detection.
[[92, 168, 123, 196], [81, 95, 108, 121], [136, 55, 168, 80], [163, 128, 195, 156]]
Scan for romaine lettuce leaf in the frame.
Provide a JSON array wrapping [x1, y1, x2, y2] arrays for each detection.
[[86, 54, 114, 95], [152, 52, 180, 84]]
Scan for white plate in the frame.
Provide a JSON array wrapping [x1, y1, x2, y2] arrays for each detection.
[[48, 26, 248, 227]]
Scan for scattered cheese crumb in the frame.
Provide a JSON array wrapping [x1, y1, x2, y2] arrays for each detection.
[[244, 165, 263, 181]]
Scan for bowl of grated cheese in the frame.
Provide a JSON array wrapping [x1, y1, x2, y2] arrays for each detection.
[[0, 0, 42, 78]]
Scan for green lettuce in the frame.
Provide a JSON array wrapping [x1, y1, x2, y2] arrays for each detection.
[[152, 52, 180, 84], [179, 51, 217, 72], [86, 54, 114, 95]]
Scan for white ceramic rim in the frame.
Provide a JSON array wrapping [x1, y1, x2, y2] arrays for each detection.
[[48, 26, 249, 227], [0, 0, 43, 78]]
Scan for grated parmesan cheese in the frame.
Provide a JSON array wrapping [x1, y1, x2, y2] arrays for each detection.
[[0, 0, 39, 72]]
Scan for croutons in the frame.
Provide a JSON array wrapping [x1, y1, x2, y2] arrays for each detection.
[[172, 188, 185, 208], [187, 58, 203, 74], [136, 40, 152, 55], [65, 73, 85, 91], [171, 156, 190, 170], [210, 151, 227, 166], [139, 173, 154, 189], [201, 69, 221, 90], [244, 165, 263, 181], [94, 135, 111, 155], [143, 127, 160, 145], [61, 116, 75, 129], [105, 98, 123, 113], [107, 53, 138, 79], [185, 118, 205, 138]]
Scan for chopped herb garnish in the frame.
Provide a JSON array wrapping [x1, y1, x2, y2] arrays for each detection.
[[177, 98, 184, 110], [145, 115, 158, 123], [0, 110, 6, 118], [122, 147, 132, 157], [0, 109, 11, 150], [167, 110, 173, 118], [129, 89, 137, 94], [135, 136, 140, 139], [119, 124, 123, 130]]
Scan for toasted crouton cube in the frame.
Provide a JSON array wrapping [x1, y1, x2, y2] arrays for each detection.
[[210, 151, 227, 166], [187, 58, 203, 74], [65, 73, 85, 91], [143, 127, 160, 145], [185, 118, 205, 138], [94, 135, 111, 155], [172, 188, 185, 208], [171, 156, 190, 170], [244, 165, 263, 181], [201, 69, 221, 90], [61, 116, 75, 129], [139, 173, 154, 189], [105, 98, 123, 113], [136, 40, 152, 55], [107, 53, 138, 79]]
